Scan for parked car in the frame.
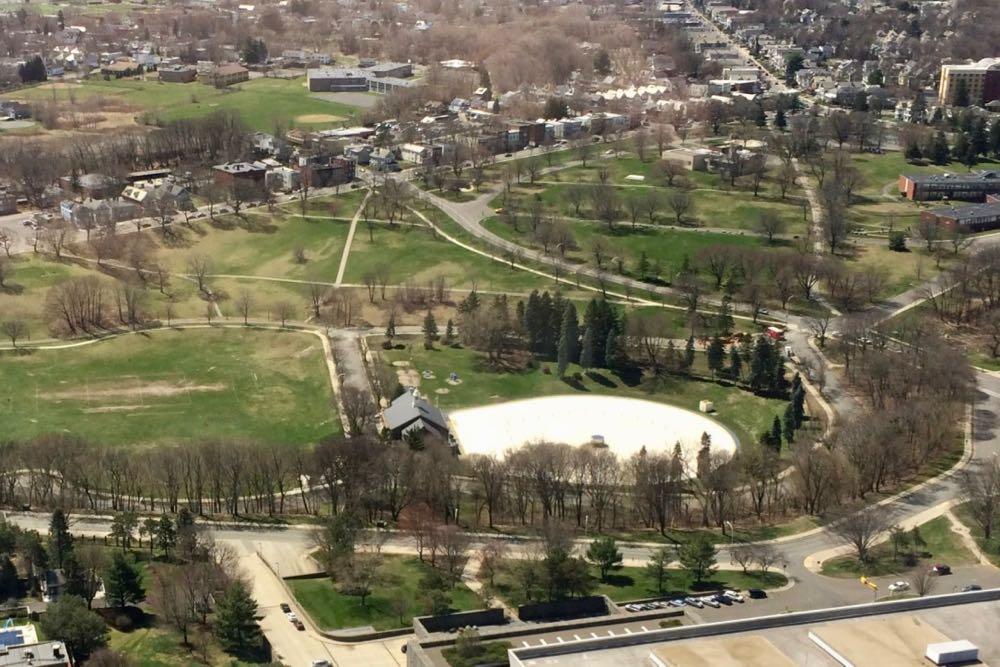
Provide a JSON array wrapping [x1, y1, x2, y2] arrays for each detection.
[[713, 594, 732, 606], [286, 612, 298, 622], [888, 581, 910, 593], [723, 590, 744, 603], [701, 596, 721, 608], [684, 597, 704, 608], [668, 598, 686, 607], [931, 564, 952, 576], [624, 604, 640, 612], [961, 584, 982, 592], [279, 603, 291, 613], [312, 661, 331, 667], [748, 588, 767, 599], [293, 619, 305, 630]]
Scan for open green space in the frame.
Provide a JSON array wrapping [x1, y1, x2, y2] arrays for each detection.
[[343, 221, 555, 293], [0, 327, 338, 446], [952, 501, 1000, 568], [287, 556, 481, 630], [0, 255, 207, 337], [11, 76, 361, 132], [149, 210, 351, 281], [489, 561, 786, 607], [821, 515, 974, 578], [482, 215, 764, 285], [381, 338, 790, 449]]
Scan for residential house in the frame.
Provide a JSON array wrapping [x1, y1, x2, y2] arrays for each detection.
[[61, 198, 142, 229], [212, 162, 267, 187], [369, 147, 398, 172], [399, 143, 431, 164], [298, 155, 355, 187], [381, 389, 450, 441], [265, 167, 301, 192], [344, 144, 373, 165], [0, 101, 30, 120], [60, 173, 115, 200], [0, 641, 71, 666]]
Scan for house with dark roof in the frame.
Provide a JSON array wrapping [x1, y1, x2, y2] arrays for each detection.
[[381, 389, 450, 441]]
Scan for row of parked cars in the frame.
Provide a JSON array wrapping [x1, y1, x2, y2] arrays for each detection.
[[279, 602, 305, 631], [623, 588, 766, 613]]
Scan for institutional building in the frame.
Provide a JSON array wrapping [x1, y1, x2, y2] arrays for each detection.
[[938, 57, 1000, 106]]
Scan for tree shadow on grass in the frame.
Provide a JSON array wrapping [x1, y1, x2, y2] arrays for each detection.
[[602, 573, 635, 588], [0, 283, 24, 295], [560, 375, 590, 392], [585, 371, 618, 388]]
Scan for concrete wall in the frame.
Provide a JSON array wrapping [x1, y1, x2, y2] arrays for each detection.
[[518, 595, 610, 622], [414, 608, 506, 638]]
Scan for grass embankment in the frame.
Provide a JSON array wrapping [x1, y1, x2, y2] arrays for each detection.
[[821, 515, 975, 578], [288, 556, 481, 631]]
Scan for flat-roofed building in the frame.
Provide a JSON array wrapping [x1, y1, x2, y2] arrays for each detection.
[[920, 200, 1000, 233], [899, 170, 1000, 201]]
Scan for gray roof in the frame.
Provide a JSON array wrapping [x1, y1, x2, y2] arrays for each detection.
[[904, 170, 1000, 185], [383, 390, 448, 432], [928, 201, 1000, 222], [0, 641, 70, 666]]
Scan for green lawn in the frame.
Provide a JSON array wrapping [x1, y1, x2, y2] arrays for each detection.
[[0, 255, 206, 337], [288, 556, 481, 630], [0, 327, 338, 446], [381, 338, 790, 449], [821, 515, 975, 578], [148, 210, 352, 281], [343, 221, 554, 293], [952, 501, 1000, 567], [11, 76, 361, 132], [490, 562, 786, 607]]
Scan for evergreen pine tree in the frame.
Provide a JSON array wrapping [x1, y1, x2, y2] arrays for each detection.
[[605, 325, 627, 371], [910, 93, 927, 124], [770, 415, 782, 448], [580, 326, 595, 370], [104, 552, 145, 609], [384, 311, 396, 343], [214, 581, 262, 652], [953, 132, 970, 163], [557, 303, 579, 377], [792, 386, 806, 427], [706, 336, 725, 377], [729, 345, 743, 380], [683, 336, 695, 372], [48, 509, 73, 569], [931, 130, 951, 165], [422, 310, 438, 348], [971, 117, 989, 156], [717, 295, 734, 336], [774, 108, 787, 130], [783, 403, 797, 443], [989, 118, 1000, 158], [444, 319, 454, 344]]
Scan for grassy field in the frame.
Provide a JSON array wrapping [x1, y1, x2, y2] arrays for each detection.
[[381, 338, 790, 449], [482, 215, 765, 287], [288, 557, 481, 630], [0, 255, 207, 337], [952, 501, 1000, 567], [11, 76, 361, 132], [821, 515, 974, 578], [344, 220, 574, 293], [489, 561, 786, 607], [0, 327, 338, 446]]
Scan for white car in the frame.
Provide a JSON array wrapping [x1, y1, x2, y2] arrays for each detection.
[[888, 581, 910, 593], [723, 590, 745, 603], [286, 611, 298, 622], [684, 597, 704, 608], [701, 596, 721, 608]]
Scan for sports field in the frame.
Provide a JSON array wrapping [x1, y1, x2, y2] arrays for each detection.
[[0, 328, 338, 446], [10, 76, 361, 132]]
